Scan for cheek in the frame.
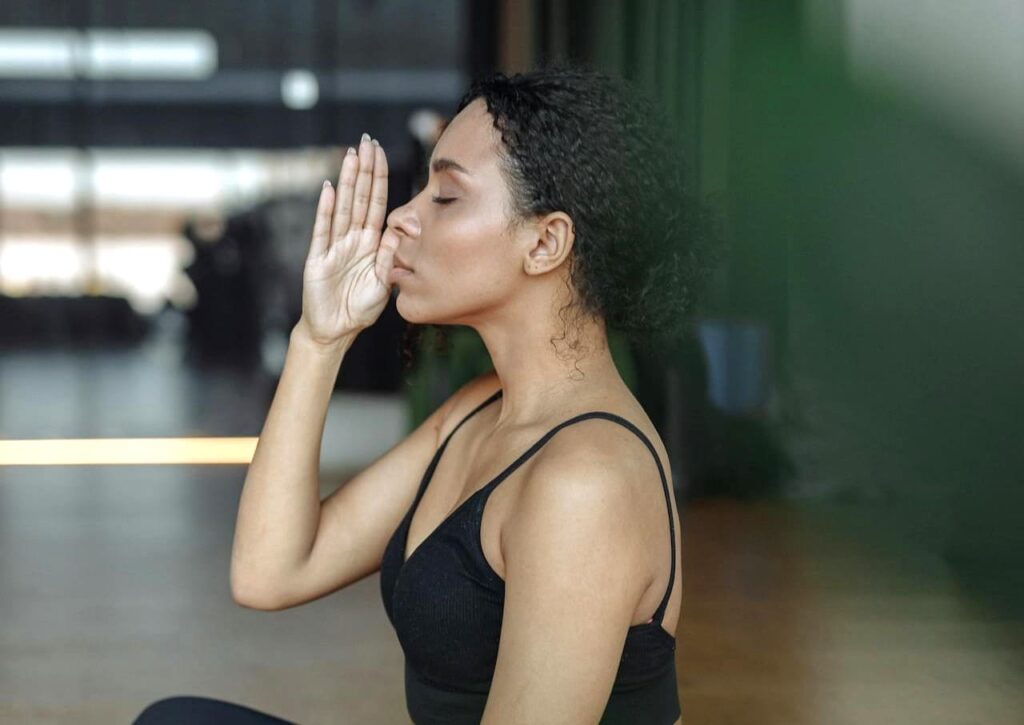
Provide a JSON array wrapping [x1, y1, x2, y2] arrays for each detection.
[[434, 212, 513, 283]]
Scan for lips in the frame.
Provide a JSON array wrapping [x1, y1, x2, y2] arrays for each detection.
[[393, 255, 414, 272]]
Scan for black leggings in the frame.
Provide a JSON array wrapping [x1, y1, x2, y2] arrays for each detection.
[[132, 695, 297, 724]]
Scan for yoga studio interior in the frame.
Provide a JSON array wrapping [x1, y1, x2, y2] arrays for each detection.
[[1, 2, 1022, 723]]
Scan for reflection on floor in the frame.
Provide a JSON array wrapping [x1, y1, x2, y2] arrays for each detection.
[[677, 500, 1024, 725], [1, 343, 1022, 724], [0, 464, 407, 724], [0, 328, 407, 469]]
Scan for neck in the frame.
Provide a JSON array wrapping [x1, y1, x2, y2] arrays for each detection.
[[472, 306, 624, 430]]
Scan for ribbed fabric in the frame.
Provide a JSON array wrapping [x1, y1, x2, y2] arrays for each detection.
[[380, 389, 680, 724], [404, 658, 680, 725]]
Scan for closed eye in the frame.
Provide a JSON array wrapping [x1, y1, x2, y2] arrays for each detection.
[[431, 196, 456, 205]]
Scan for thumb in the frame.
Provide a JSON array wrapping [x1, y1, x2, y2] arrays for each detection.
[[375, 227, 399, 286]]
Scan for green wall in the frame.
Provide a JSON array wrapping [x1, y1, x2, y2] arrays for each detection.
[[557, 0, 1024, 606]]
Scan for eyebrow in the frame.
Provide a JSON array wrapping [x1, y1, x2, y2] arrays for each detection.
[[430, 157, 472, 177]]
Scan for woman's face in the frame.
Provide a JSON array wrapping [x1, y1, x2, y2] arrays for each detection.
[[385, 98, 528, 326]]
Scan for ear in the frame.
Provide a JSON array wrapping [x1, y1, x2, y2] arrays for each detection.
[[523, 212, 575, 276]]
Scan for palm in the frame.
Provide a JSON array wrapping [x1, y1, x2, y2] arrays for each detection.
[[304, 224, 388, 331], [300, 135, 399, 342]]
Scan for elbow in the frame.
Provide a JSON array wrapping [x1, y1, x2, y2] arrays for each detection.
[[231, 589, 267, 610], [230, 569, 284, 611], [234, 597, 283, 611], [231, 585, 284, 611], [230, 581, 267, 610]]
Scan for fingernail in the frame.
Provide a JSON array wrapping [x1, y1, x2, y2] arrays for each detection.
[[361, 132, 370, 143], [372, 138, 379, 147], [346, 147, 356, 155], [322, 180, 331, 189]]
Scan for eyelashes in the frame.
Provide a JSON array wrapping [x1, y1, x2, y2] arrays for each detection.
[[431, 196, 457, 205]]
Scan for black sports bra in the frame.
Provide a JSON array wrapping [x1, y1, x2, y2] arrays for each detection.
[[380, 389, 680, 724]]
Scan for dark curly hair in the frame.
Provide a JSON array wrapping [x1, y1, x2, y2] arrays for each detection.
[[401, 63, 722, 370]]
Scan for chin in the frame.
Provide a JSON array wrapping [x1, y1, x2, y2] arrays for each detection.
[[394, 290, 432, 325], [395, 293, 464, 328]]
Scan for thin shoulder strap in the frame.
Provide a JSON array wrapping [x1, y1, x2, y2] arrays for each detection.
[[487, 411, 676, 625], [443, 387, 504, 447], [410, 388, 504, 506]]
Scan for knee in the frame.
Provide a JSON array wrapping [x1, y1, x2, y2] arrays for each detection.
[[132, 695, 205, 724]]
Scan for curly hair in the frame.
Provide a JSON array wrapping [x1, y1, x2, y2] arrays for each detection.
[[402, 63, 722, 370]]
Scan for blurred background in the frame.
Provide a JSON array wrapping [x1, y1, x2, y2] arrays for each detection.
[[1, 1, 1022, 723]]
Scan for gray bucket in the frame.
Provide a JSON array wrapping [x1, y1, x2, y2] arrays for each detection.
[[696, 318, 771, 416]]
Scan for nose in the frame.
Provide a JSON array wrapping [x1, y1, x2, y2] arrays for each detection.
[[386, 198, 421, 239]]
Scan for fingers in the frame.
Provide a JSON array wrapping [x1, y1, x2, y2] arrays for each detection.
[[331, 147, 358, 246], [364, 140, 389, 231], [308, 180, 335, 258], [349, 133, 376, 233]]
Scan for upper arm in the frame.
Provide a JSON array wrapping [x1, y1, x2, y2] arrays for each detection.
[[481, 442, 649, 724], [252, 369, 498, 611]]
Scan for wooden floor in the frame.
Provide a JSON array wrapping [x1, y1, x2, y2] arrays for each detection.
[[676, 499, 1024, 724], [2, 466, 1022, 724]]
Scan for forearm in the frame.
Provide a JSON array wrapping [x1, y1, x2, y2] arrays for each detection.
[[230, 322, 357, 600]]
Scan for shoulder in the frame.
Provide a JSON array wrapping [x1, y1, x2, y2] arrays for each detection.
[[504, 414, 657, 560], [505, 405, 672, 555], [529, 407, 668, 497]]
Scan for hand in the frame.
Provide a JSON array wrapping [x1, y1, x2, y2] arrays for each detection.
[[297, 133, 399, 345]]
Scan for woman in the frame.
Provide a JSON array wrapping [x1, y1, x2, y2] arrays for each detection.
[[136, 65, 716, 725]]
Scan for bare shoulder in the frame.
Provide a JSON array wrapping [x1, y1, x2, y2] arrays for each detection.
[[505, 398, 673, 554], [511, 402, 665, 523], [537, 399, 670, 486], [500, 414, 656, 605]]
